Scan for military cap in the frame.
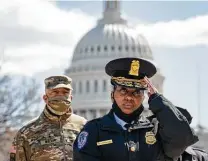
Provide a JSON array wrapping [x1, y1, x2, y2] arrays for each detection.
[[44, 75, 73, 90], [105, 57, 157, 89]]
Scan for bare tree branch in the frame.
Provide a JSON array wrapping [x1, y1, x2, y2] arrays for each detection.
[[0, 74, 41, 160]]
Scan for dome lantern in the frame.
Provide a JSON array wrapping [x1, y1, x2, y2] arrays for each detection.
[[98, 0, 127, 25]]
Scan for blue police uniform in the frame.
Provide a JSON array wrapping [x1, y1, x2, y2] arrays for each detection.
[[73, 57, 198, 161]]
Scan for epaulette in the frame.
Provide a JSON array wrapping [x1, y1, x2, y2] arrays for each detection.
[[19, 116, 39, 134], [68, 114, 87, 125], [141, 111, 159, 135]]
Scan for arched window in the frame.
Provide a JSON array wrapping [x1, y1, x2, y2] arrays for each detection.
[[90, 47, 94, 52], [97, 46, 101, 52], [73, 110, 78, 114], [111, 46, 115, 51], [132, 46, 135, 52], [118, 45, 122, 51], [86, 80, 90, 93], [138, 46, 141, 53], [104, 45, 108, 52], [103, 80, 107, 92], [85, 47, 88, 53], [80, 110, 86, 118], [80, 48, 83, 53], [125, 45, 129, 51], [94, 80, 98, 93], [90, 109, 96, 119], [72, 82, 76, 94], [79, 81, 82, 94]]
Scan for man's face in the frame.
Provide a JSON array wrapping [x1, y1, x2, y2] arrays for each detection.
[[113, 85, 145, 114], [43, 87, 71, 103]]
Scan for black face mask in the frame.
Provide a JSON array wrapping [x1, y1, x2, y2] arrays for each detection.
[[112, 101, 144, 123]]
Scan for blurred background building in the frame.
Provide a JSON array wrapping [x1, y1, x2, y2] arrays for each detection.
[[64, 0, 164, 120]]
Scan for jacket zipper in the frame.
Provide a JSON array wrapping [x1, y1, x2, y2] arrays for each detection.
[[59, 119, 66, 161]]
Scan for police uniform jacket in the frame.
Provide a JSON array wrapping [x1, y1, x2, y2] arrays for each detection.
[[73, 94, 198, 161]]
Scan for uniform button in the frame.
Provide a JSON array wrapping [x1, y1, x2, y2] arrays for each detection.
[[130, 146, 136, 152]]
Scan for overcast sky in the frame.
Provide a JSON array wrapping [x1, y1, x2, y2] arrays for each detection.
[[1, 0, 208, 127]]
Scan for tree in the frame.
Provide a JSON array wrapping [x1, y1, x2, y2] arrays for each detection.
[[0, 52, 41, 160]]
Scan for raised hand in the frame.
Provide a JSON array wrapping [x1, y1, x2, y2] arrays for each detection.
[[143, 76, 158, 97]]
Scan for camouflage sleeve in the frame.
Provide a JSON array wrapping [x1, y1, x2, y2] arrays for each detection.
[[10, 132, 28, 161]]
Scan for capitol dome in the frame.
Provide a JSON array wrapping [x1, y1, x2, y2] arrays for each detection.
[[72, 24, 153, 62], [65, 0, 164, 120]]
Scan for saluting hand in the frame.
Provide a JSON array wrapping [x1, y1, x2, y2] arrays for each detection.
[[143, 76, 158, 97]]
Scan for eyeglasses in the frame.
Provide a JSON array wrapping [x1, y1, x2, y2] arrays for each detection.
[[115, 87, 145, 98]]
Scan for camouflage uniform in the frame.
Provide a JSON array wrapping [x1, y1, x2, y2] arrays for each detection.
[[10, 75, 87, 161]]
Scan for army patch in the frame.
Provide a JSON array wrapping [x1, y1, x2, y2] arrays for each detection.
[[10, 145, 16, 154], [145, 131, 156, 145], [77, 131, 88, 149]]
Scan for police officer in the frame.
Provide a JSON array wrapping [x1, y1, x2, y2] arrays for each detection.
[[73, 57, 198, 161], [10, 75, 87, 161]]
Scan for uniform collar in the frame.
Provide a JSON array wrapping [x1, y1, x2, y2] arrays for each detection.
[[113, 113, 128, 130], [41, 105, 72, 124], [98, 110, 123, 132], [100, 110, 154, 132]]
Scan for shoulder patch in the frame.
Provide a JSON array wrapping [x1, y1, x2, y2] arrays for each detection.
[[19, 116, 39, 133], [10, 145, 16, 154], [77, 131, 88, 149]]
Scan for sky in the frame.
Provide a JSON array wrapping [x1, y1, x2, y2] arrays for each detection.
[[0, 0, 208, 127]]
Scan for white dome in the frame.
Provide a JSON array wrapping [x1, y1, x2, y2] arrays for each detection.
[[67, 0, 154, 74], [72, 24, 153, 62], [68, 24, 154, 74]]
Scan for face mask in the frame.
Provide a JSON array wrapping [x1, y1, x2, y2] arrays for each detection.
[[47, 95, 72, 116]]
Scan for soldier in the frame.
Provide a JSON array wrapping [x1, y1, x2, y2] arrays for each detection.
[[73, 57, 198, 161], [10, 75, 87, 161]]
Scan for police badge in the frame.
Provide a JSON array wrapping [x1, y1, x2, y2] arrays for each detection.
[[129, 60, 140, 76], [77, 131, 88, 149], [145, 131, 156, 145]]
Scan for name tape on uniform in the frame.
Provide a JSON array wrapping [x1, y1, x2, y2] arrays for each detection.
[[97, 139, 113, 146]]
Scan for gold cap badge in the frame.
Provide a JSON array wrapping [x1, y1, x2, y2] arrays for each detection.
[[145, 131, 156, 145], [129, 60, 140, 76]]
